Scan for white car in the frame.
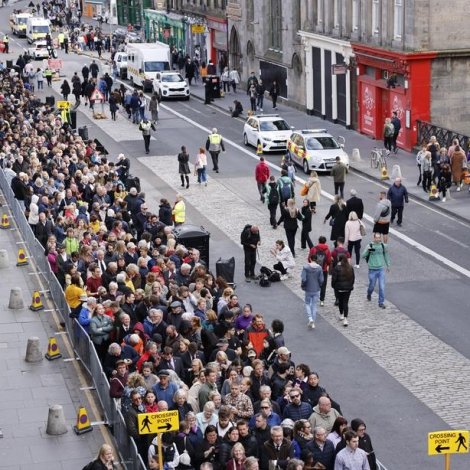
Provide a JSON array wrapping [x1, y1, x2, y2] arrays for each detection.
[[287, 129, 349, 173], [243, 114, 293, 152], [28, 40, 50, 60], [153, 71, 190, 100]]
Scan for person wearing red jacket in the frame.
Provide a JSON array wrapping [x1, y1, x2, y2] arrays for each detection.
[[308, 236, 332, 306], [255, 156, 270, 202]]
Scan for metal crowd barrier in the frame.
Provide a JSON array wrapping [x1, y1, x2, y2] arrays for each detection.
[[0, 170, 146, 470]]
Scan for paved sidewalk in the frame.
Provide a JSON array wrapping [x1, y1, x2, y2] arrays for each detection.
[[188, 80, 470, 223]]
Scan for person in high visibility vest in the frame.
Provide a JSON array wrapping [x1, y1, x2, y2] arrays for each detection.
[[172, 194, 185, 226], [3, 34, 9, 54], [44, 67, 53, 87], [58, 31, 64, 49], [205, 127, 225, 173]]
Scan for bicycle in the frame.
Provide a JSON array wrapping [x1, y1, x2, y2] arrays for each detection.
[[370, 147, 389, 169]]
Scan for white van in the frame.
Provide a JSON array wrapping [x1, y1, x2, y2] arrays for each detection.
[[126, 42, 171, 92], [114, 51, 128, 79], [26, 17, 51, 44], [10, 12, 33, 37]]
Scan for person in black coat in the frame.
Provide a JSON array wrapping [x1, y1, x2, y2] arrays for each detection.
[[178, 145, 191, 189], [301, 199, 313, 250], [60, 79, 71, 101], [159, 198, 173, 226], [324, 196, 348, 242], [331, 254, 355, 327], [35, 212, 54, 248], [306, 427, 335, 470], [11, 174, 29, 202], [277, 198, 304, 258], [350, 418, 377, 470], [346, 189, 364, 219]]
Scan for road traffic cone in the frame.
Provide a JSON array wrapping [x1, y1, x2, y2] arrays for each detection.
[[380, 165, 389, 180], [257, 142, 263, 155], [0, 213, 10, 229], [73, 406, 93, 435], [429, 184, 440, 201], [16, 248, 29, 266], [45, 337, 62, 360], [29, 291, 44, 311]]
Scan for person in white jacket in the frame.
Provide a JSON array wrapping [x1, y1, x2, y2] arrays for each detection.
[[271, 240, 295, 280], [28, 194, 40, 232], [344, 211, 363, 268]]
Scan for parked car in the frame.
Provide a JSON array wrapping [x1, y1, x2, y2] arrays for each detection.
[[243, 114, 293, 152], [287, 129, 349, 174]]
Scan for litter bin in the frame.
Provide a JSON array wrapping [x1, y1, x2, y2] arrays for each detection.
[[206, 75, 221, 99], [78, 125, 88, 141], [69, 110, 77, 130], [173, 224, 210, 266]]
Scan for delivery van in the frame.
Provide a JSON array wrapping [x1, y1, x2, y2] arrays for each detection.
[[26, 17, 51, 44], [126, 42, 171, 92]]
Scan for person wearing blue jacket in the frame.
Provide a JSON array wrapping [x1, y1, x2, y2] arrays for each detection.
[[300, 255, 324, 330], [387, 177, 409, 226]]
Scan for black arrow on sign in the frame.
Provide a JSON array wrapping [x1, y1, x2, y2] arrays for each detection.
[[435, 445, 450, 453], [157, 422, 172, 431]]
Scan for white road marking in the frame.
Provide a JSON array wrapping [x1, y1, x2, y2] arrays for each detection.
[[179, 102, 202, 114], [157, 102, 470, 280], [435, 230, 470, 248]]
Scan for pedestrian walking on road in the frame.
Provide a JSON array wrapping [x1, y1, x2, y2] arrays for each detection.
[[306, 171, 321, 213], [331, 156, 348, 199], [387, 178, 408, 226], [362, 233, 390, 309], [344, 211, 364, 268], [332, 254, 355, 327], [149, 94, 159, 123], [139, 118, 155, 155], [372, 191, 391, 243], [266, 175, 279, 229], [309, 236, 332, 307], [60, 79, 71, 101], [346, 189, 364, 219], [255, 156, 270, 202], [205, 127, 225, 173], [109, 93, 118, 121], [178, 145, 191, 189], [300, 199, 314, 250], [301, 253, 324, 329], [277, 198, 303, 258], [241, 224, 260, 282], [195, 148, 208, 186], [324, 195, 348, 242]]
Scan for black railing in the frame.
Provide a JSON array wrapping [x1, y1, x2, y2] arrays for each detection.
[[417, 120, 469, 150]]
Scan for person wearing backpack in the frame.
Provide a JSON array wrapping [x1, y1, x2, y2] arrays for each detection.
[[265, 175, 279, 228], [362, 233, 391, 309], [277, 198, 303, 258], [309, 236, 332, 307], [301, 253, 324, 329], [82, 443, 116, 469], [277, 169, 294, 204], [241, 224, 260, 282]]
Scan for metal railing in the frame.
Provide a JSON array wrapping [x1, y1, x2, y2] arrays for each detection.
[[0, 170, 146, 470], [417, 120, 469, 150]]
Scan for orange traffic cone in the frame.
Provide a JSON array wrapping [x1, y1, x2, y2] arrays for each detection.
[[16, 248, 29, 266], [29, 291, 44, 311], [0, 213, 10, 229], [45, 337, 62, 360], [257, 142, 263, 155], [73, 406, 93, 435], [380, 165, 389, 180]]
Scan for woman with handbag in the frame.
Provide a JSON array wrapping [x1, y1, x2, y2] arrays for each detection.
[[323, 195, 347, 242], [306, 171, 321, 213], [277, 198, 304, 258], [195, 148, 208, 186], [344, 211, 364, 268], [178, 145, 191, 189]]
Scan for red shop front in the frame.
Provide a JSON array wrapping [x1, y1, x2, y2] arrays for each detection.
[[206, 16, 228, 71], [352, 44, 436, 151]]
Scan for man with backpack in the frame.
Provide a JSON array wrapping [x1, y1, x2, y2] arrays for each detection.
[[266, 175, 279, 229], [309, 236, 332, 307], [362, 233, 391, 309], [241, 224, 260, 282], [277, 169, 294, 205]]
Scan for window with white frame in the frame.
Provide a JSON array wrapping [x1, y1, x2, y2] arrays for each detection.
[[393, 0, 403, 39], [352, 0, 359, 32], [372, 0, 380, 35]]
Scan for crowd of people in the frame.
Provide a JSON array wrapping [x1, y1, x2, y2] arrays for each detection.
[[0, 47, 379, 469]]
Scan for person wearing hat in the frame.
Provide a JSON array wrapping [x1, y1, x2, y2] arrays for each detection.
[[152, 369, 179, 408], [208, 338, 237, 362], [167, 300, 184, 330]]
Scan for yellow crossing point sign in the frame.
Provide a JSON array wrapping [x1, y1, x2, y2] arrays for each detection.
[[428, 430, 469, 456], [56, 101, 71, 110], [138, 410, 179, 435]]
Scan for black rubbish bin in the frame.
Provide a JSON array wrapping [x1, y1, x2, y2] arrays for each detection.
[[94, 138, 108, 155], [174, 224, 210, 266], [69, 109, 77, 130], [6, 60, 13, 69], [78, 125, 88, 141], [216, 257, 235, 286], [207, 75, 221, 99], [45, 96, 55, 107]]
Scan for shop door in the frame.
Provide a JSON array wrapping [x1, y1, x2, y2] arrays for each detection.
[[312, 47, 322, 116], [389, 91, 406, 148], [324, 50, 332, 119], [360, 81, 378, 137], [336, 53, 346, 125]]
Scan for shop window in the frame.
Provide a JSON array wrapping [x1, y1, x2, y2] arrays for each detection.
[[393, 0, 403, 40], [372, 0, 380, 35], [270, 0, 282, 51], [365, 66, 375, 78]]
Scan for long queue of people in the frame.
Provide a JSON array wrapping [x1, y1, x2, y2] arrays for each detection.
[[0, 56, 378, 470]]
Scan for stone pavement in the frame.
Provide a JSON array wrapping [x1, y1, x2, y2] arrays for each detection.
[[0, 208, 111, 469]]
